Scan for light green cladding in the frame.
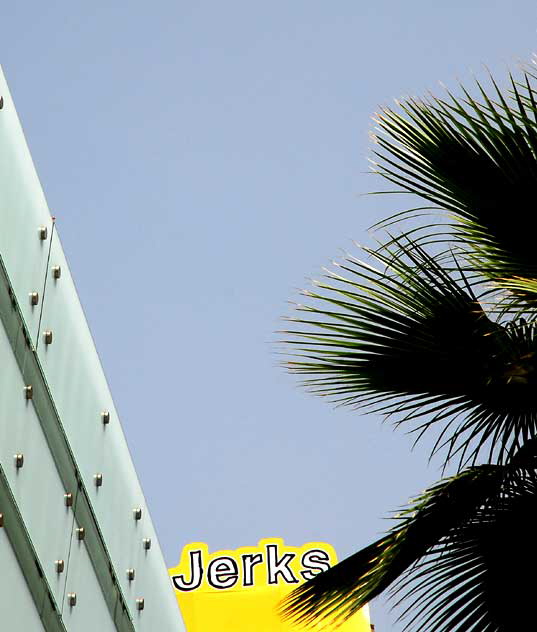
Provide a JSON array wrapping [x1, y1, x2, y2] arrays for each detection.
[[0, 66, 185, 631]]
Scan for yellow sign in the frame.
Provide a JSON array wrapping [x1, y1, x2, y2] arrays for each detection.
[[169, 538, 371, 631]]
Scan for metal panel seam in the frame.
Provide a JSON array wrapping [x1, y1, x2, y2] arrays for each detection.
[[0, 252, 135, 632], [35, 218, 55, 349], [0, 463, 66, 632]]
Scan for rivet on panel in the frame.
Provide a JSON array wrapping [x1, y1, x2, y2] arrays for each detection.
[[55, 560, 65, 574], [136, 598, 145, 611], [142, 538, 151, 551], [76, 527, 85, 541], [126, 568, 135, 581], [39, 226, 48, 240], [29, 292, 39, 306], [24, 385, 33, 400], [0, 513, 3, 527], [43, 330, 53, 345], [133, 507, 142, 521], [64, 493, 73, 507], [101, 410, 110, 425], [67, 593, 77, 607], [52, 265, 61, 279], [14, 454, 24, 469], [94, 473, 103, 487]]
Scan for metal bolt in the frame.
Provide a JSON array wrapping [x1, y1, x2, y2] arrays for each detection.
[[14, 454, 24, 469], [24, 385, 33, 400], [39, 226, 48, 240], [94, 473, 103, 487], [52, 265, 61, 279], [136, 598, 145, 611], [29, 292, 39, 306], [67, 593, 77, 607], [55, 560, 65, 574], [133, 507, 142, 521], [43, 330, 53, 345], [142, 538, 151, 551], [76, 527, 85, 541], [101, 410, 110, 425], [126, 568, 135, 581], [64, 493, 73, 507], [0, 513, 4, 527]]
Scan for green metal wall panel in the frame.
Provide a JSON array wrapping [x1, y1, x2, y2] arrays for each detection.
[[0, 312, 72, 607], [38, 230, 184, 629], [0, 522, 47, 630], [0, 69, 53, 347], [61, 516, 119, 632], [0, 65, 185, 631]]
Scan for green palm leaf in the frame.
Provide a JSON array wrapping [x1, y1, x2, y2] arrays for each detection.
[[281, 64, 537, 631], [281, 452, 537, 631], [371, 71, 537, 305], [284, 240, 537, 465], [392, 465, 537, 631]]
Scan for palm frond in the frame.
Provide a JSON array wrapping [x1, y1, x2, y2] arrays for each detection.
[[371, 71, 537, 305], [494, 275, 537, 312], [284, 239, 537, 466], [281, 63, 537, 631], [392, 464, 537, 631], [282, 453, 537, 631], [281, 465, 504, 627]]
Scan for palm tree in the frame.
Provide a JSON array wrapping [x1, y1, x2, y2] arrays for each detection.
[[281, 65, 537, 631]]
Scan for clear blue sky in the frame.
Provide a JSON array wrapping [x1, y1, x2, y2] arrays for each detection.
[[2, 3, 536, 629]]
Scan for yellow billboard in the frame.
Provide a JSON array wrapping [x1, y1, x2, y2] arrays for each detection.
[[169, 538, 371, 631]]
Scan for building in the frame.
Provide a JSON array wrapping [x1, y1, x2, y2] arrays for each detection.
[[0, 66, 186, 631]]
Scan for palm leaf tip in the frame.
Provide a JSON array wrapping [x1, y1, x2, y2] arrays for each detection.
[[284, 240, 537, 464], [280, 539, 389, 626], [281, 463, 537, 631], [280, 61, 537, 632], [374, 70, 537, 299], [393, 463, 537, 630]]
